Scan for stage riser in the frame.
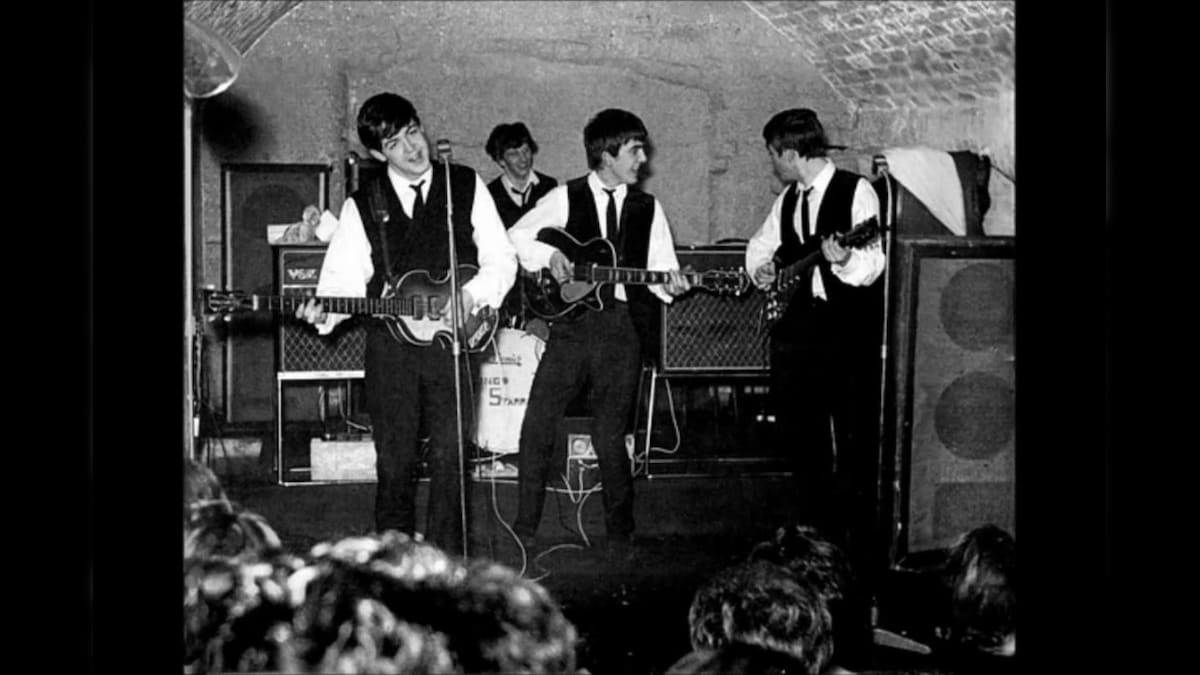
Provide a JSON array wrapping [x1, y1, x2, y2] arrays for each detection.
[[229, 476, 803, 551]]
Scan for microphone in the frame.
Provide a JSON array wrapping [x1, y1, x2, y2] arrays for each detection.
[[436, 139, 452, 161]]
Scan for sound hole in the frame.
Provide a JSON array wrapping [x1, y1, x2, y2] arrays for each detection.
[[939, 262, 1013, 351], [934, 371, 1014, 460]]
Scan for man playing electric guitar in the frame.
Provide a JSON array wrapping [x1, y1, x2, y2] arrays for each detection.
[[296, 92, 516, 555], [744, 109, 885, 603], [507, 109, 691, 567]]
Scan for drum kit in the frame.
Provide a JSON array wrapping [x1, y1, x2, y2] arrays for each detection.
[[472, 308, 549, 473]]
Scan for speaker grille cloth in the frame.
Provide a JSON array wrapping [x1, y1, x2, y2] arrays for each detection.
[[661, 247, 768, 373], [906, 256, 1014, 553], [278, 249, 366, 373]]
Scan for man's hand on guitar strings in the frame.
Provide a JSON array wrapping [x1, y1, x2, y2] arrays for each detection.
[[820, 235, 851, 266], [752, 260, 777, 287], [296, 297, 327, 325], [664, 267, 695, 297], [548, 250, 574, 284]]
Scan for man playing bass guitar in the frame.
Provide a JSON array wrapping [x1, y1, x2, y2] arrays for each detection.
[[296, 92, 516, 555]]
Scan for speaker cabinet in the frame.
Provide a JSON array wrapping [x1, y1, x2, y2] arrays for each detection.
[[276, 246, 367, 373], [660, 244, 769, 374], [885, 236, 1015, 566], [222, 164, 330, 421]]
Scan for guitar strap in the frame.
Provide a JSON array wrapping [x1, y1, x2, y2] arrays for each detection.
[[368, 177, 395, 289]]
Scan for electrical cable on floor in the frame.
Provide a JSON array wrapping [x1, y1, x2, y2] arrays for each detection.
[[480, 336, 529, 576], [632, 376, 683, 476]]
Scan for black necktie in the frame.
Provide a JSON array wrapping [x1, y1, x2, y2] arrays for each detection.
[[603, 188, 618, 242], [410, 181, 425, 219], [508, 184, 528, 206], [800, 186, 813, 240]]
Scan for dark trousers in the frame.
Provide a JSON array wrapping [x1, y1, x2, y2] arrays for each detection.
[[769, 300, 882, 573], [364, 326, 476, 555], [514, 305, 642, 542]]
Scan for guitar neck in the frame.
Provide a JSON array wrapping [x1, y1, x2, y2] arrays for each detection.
[[242, 294, 421, 318], [777, 250, 825, 286], [577, 266, 701, 286]]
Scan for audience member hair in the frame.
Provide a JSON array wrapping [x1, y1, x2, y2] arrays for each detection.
[[285, 531, 578, 673], [185, 458, 228, 507], [941, 524, 1016, 656], [185, 502, 284, 561], [183, 550, 308, 673], [685, 560, 834, 675], [485, 122, 539, 162], [747, 524, 868, 664], [583, 108, 648, 170]]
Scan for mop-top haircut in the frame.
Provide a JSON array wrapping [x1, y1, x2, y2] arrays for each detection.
[[486, 122, 539, 162], [357, 92, 421, 152], [583, 108, 648, 170], [762, 108, 838, 159]]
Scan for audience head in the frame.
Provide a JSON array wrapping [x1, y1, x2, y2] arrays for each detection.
[[748, 524, 851, 605], [286, 531, 577, 673], [583, 108, 648, 172], [748, 523, 869, 665], [185, 502, 283, 561], [942, 524, 1016, 656], [183, 547, 307, 673], [185, 458, 228, 507], [687, 560, 834, 675]]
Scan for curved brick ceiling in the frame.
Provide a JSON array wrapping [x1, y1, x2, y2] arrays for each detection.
[[743, 0, 1015, 110], [184, 0, 303, 54], [184, 0, 1014, 111]]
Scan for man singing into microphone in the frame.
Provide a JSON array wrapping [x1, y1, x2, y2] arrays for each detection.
[[296, 92, 516, 555]]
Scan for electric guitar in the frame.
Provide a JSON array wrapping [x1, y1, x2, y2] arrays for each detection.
[[762, 217, 883, 328], [522, 227, 751, 321], [204, 265, 499, 352]]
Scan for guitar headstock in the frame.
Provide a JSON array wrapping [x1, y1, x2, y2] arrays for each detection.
[[698, 268, 752, 296], [202, 289, 253, 315]]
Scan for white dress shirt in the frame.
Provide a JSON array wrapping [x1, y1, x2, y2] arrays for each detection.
[[745, 160, 884, 300], [507, 172, 682, 304], [313, 164, 517, 334]]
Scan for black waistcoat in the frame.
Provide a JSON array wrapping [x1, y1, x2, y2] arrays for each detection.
[[563, 176, 659, 357], [352, 162, 479, 300], [487, 172, 559, 229], [773, 169, 884, 346]]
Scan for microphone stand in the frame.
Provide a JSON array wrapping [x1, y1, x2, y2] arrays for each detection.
[[436, 139, 470, 558], [869, 154, 898, 628]]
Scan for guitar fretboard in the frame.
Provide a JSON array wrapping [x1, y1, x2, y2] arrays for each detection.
[[576, 266, 710, 286], [243, 295, 446, 320]]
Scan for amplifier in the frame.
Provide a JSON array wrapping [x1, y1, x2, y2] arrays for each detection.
[[661, 244, 769, 374], [276, 246, 367, 373]]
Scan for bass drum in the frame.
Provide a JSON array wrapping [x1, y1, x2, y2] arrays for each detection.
[[474, 328, 545, 456]]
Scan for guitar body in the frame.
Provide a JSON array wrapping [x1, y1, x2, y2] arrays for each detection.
[[521, 228, 617, 321], [762, 217, 882, 331], [380, 265, 499, 352]]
